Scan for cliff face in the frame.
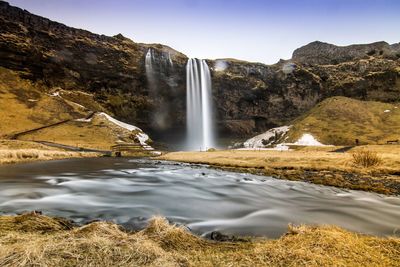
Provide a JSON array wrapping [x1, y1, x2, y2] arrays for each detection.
[[1, 1, 400, 140], [0, 1, 188, 139], [211, 56, 400, 136], [293, 41, 400, 65]]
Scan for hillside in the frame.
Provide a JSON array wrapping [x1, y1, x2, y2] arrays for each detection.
[[0, 67, 151, 150], [1, 1, 399, 140], [286, 97, 400, 145]]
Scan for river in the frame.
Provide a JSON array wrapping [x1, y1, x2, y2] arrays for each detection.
[[0, 158, 399, 238]]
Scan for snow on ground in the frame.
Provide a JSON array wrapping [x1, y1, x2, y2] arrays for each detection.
[[74, 112, 152, 147], [75, 118, 92, 122], [68, 101, 86, 109], [98, 112, 150, 145], [239, 129, 328, 151], [49, 92, 60, 97], [238, 143, 290, 151], [291, 133, 326, 146], [243, 126, 291, 148]]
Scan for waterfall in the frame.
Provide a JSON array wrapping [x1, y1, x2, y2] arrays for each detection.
[[145, 48, 155, 87], [145, 48, 173, 130], [186, 58, 215, 151]]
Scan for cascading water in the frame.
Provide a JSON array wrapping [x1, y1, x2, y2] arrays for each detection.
[[186, 58, 215, 151], [145, 48, 156, 88], [145, 48, 174, 130]]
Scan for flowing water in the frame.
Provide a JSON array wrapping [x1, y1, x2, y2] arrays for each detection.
[[186, 58, 215, 151], [145, 48, 156, 88], [145, 48, 175, 130], [0, 158, 399, 238]]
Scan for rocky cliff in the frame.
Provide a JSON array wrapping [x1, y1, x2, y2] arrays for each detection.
[[0, 1, 188, 141], [292, 41, 400, 65], [1, 1, 399, 142]]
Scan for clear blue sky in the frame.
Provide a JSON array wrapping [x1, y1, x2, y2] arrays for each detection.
[[7, 0, 400, 64]]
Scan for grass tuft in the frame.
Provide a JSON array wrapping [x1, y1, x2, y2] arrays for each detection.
[[352, 150, 382, 168], [0, 213, 399, 266]]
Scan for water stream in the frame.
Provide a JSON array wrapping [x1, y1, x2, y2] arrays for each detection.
[[186, 58, 215, 151], [0, 158, 399, 238]]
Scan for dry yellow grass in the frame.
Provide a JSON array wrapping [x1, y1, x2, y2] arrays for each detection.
[[18, 121, 119, 150], [160, 145, 400, 174], [0, 140, 99, 164], [352, 149, 383, 168], [0, 149, 98, 164], [0, 67, 123, 151], [0, 67, 87, 137], [18, 113, 141, 150], [0, 213, 399, 267], [159, 145, 400, 194], [0, 140, 55, 150]]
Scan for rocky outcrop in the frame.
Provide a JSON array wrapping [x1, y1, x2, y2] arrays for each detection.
[[210, 60, 323, 135], [1, 1, 399, 142], [210, 56, 400, 136], [292, 41, 400, 65]]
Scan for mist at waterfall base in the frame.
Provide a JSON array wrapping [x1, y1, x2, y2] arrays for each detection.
[[186, 58, 216, 151]]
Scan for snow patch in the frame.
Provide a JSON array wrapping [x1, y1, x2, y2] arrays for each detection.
[[49, 92, 60, 97], [98, 112, 150, 145], [75, 118, 92, 122], [238, 143, 290, 151], [292, 133, 326, 146], [243, 126, 291, 148], [275, 144, 290, 151], [69, 101, 85, 109], [384, 109, 391, 113]]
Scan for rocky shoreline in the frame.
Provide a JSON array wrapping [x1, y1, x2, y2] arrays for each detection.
[[215, 165, 400, 195]]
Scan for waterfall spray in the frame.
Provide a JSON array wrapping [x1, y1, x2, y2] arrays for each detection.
[[186, 58, 215, 151]]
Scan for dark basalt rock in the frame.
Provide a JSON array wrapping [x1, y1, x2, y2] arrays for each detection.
[[0, 1, 399, 141], [292, 41, 400, 65]]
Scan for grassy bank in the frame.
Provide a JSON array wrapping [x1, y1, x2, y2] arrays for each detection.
[[0, 140, 99, 165], [159, 145, 400, 195], [0, 213, 399, 267]]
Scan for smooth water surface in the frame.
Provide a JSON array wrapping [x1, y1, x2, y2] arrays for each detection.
[[0, 158, 399, 238]]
